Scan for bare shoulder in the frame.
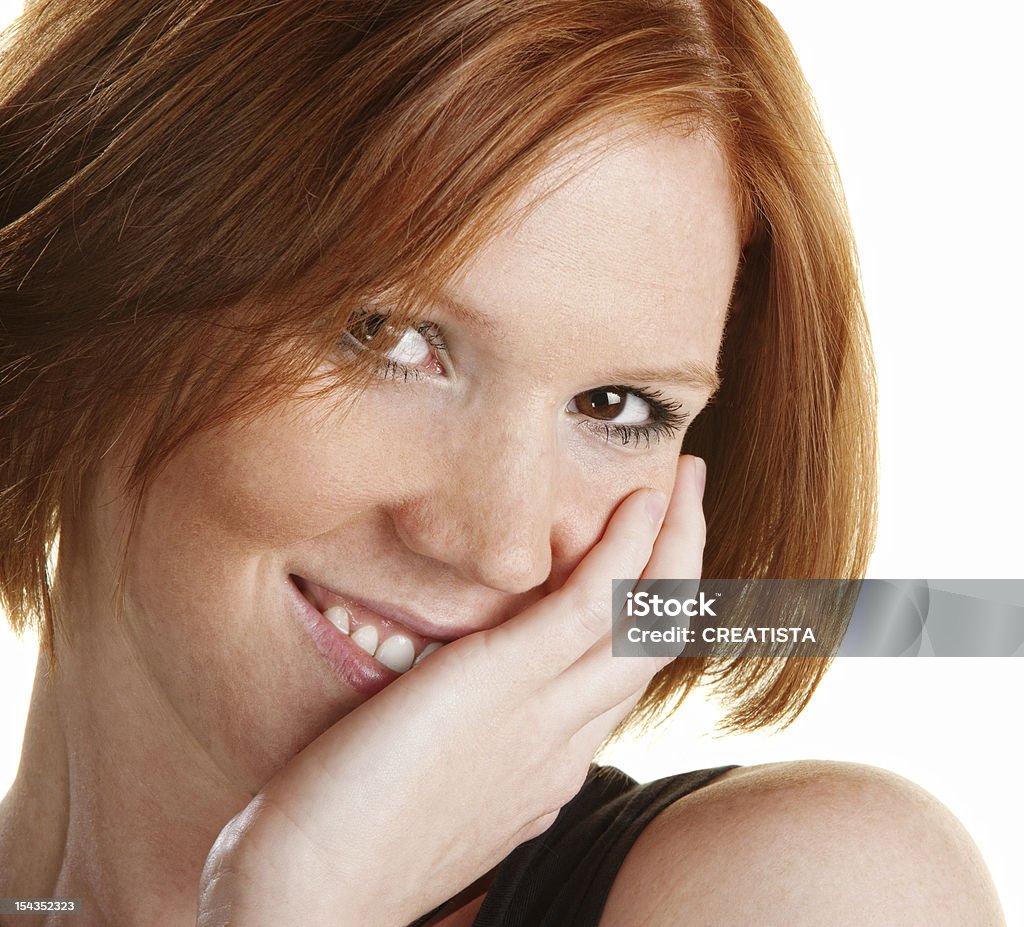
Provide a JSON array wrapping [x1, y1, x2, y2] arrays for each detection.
[[598, 760, 1006, 927]]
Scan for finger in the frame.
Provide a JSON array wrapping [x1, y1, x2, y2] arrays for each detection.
[[549, 626, 676, 721], [486, 485, 668, 677], [569, 679, 654, 759], [546, 455, 705, 717], [641, 454, 706, 582]]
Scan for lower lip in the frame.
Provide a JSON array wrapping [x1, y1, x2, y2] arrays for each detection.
[[285, 574, 401, 697]]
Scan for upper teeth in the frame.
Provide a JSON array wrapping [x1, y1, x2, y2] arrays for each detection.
[[324, 605, 351, 634], [323, 604, 444, 673]]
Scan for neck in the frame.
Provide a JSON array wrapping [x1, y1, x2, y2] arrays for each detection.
[[0, 584, 253, 926]]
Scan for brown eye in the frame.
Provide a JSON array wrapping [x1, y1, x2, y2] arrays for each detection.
[[349, 312, 391, 345], [576, 387, 625, 420], [340, 310, 445, 376], [570, 387, 652, 425]]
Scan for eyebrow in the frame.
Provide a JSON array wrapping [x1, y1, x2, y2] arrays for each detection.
[[429, 290, 501, 335], [603, 361, 721, 395], [431, 289, 722, 395]]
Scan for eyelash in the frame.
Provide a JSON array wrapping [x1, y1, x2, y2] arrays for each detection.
[[339, 310, 691, 449], [581, 386, 690, 449]]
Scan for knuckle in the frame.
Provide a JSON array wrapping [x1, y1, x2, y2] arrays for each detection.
[[619, 520, 655, 559], [564, 585, 611, 638], [435, 629, 501, 690]]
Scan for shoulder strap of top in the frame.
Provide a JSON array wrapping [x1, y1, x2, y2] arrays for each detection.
[[408, 762, 740, 927]]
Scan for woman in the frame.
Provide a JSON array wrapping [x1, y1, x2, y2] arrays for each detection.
[[0, 1, 1006, 925]]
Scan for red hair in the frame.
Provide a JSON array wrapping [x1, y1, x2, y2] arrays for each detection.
[[0, 0, 877, 736]]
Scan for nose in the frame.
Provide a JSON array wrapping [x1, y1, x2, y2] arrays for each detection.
[[391, 412, 559, 595]]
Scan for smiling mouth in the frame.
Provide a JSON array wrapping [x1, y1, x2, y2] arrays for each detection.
[[290, 575, 446, 674]]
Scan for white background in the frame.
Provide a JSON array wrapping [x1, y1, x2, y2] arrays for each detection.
[[2, 1, 1021, 922]]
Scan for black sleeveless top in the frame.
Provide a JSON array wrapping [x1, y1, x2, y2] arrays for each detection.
[[407, 761, 740, 927]]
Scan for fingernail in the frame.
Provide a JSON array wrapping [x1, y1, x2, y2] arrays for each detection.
[[693, 457, 707, 501], [645, 490, 668, 525]]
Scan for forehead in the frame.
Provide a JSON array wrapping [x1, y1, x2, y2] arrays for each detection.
[[444, 122, 741, 375]]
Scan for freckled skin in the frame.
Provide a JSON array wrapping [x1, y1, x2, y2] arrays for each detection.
[[0, 125, 741, 923], [93, 124, 738, 782]]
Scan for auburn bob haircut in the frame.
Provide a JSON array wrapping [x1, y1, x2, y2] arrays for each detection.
[[0, 0, 877, 738]]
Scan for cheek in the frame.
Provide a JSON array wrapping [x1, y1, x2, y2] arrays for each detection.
[[576, 448, 683, 511], [105, 397, 405, 781], [149, 395, 400, 548], [547, 442, 685, 575], [126, 379, 685, 598]]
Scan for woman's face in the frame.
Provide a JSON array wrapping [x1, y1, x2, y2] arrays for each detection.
[[70, 124, 740, 791]]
